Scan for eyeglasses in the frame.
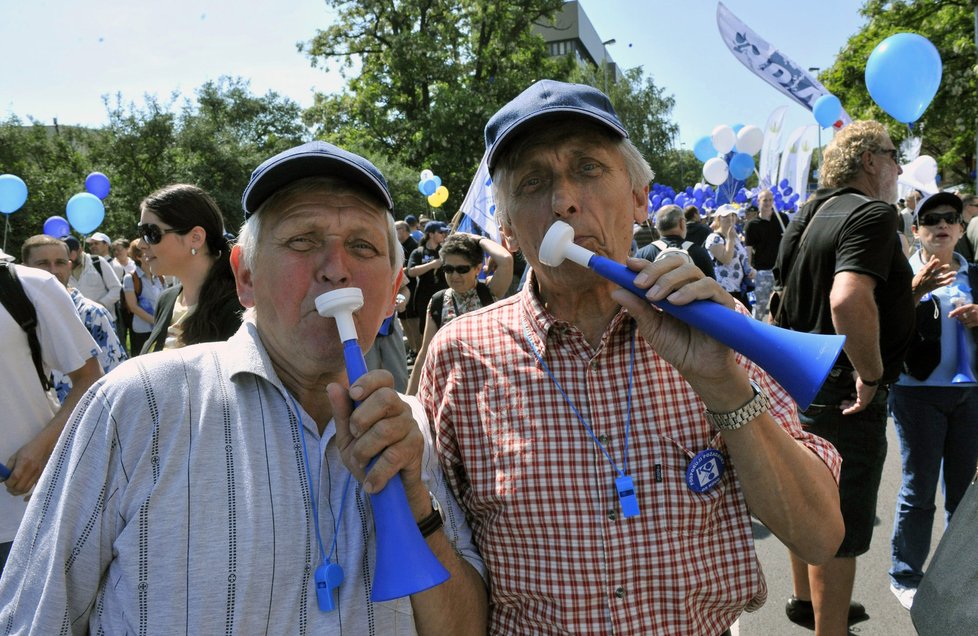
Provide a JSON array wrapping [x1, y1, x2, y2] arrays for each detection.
[[918, 212, 962, 226], [138, 223, 190, 245], [441, 264, 473, 275], [876, 147, 899, 162]]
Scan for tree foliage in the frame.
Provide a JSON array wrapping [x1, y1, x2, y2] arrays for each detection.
[[301, 0, 574, 219], [821, 0, 977, 186], [0, 77, 308, 254]]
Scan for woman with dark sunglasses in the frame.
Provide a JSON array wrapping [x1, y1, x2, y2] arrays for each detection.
[[888, 191, 978, 610], [138, 184, 243, 354], [407, 232, 512, 394]]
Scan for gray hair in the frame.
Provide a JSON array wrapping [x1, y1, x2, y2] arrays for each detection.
[[655, 204, 684, 233], [491, 119, 653, 228], [236, 176, 402, 272], [819, 120, 891, 188]]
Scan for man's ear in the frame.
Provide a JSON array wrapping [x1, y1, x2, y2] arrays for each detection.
[[386, 268, 405, 318], [230, 244, 255, 308], [632, 184, 651, 224], [499, 220, 519, 253]]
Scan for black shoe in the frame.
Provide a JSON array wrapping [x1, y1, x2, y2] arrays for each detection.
[[785, 596, 869, 629]]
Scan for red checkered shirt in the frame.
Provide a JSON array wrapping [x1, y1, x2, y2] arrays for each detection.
[[419, 276, 842, 635]]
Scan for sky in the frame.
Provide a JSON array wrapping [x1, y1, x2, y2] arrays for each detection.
[[0, 0, 866, 156]]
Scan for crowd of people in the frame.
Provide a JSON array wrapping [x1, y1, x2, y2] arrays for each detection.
[[0, 79, 975, 635]]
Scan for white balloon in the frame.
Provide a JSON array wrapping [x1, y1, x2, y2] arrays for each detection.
[[711, 125, 736, 155], [735, 125, 764, 156], [703, 157, 729, 186], [420, 169, 434, 181]]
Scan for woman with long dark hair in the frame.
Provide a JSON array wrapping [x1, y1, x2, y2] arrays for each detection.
[[138, 184, 242, 353]]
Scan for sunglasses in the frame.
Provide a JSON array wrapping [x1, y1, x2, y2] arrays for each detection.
[[441, 264, 473, 275], [918, 212, 962, 227], [138, 223, 190, 245]]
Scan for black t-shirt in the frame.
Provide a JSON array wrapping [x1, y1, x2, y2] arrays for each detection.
[[774, 187, 914, 382], [685, 222, 711, 247], [744, 213, 789, 270], [635, 235, 716, 280], [406, 244, 447, 321]]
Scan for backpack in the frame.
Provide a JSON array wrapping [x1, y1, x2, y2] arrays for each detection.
[[118, 271, 143, 329], [0, 262, 52, 390], [651, 239, 694, 254]]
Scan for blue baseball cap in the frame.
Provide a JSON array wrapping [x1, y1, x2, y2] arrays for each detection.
[[241, 141, 393, 218], [424, 221, 450, 234], [484, 80, 628, 174]]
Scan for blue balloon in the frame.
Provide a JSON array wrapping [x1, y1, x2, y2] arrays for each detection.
[[728, 152, 755, 180], [0, 174, 28, 214], [661, 198, 673, 207], [782, 186, 793, 196], [432, 176, 442, 189], [43, 215, 70, 237], [693, 136, 716, 162], [417, 180, 427, 195], [84, 172, 111, 199], [420, 179, 437, 196], [685, 186, 694, 196], [651, 194, 662, 208], [812, 94, 842, 128], [733, 190, 748, 204], [865, 33, 942, 123], [65, 192, 105, 234], [779, 179, 790, 190]]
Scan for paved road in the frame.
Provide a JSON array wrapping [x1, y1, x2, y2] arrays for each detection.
[[733, 417, 943, 636]]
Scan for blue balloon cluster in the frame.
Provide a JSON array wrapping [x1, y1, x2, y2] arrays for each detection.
[[85, 172, 111, 199], [750, 179, 801, 213], [649, 183, 717, 215], [418, 174, 442, 196]]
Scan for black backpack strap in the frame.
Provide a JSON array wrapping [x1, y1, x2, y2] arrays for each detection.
[[476, 282, 495, 307], [429, 290, 445, 329], [92, 256, 102, 276], [0, 263, 51, 390]]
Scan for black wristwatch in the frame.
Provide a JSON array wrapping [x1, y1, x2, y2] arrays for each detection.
[[417, 492, 444, 538]]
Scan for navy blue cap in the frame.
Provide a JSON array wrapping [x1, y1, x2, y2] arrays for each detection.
[[424, 221, 449, 234], [241, 141, 393, 218], [914, 191, 963, 220], [404, 214, 418, 224], [60, 235, 81, 252], [484, 80, 628, 173]]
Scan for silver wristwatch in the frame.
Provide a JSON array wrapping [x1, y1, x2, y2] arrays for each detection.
[[704, 380, 770, 431]]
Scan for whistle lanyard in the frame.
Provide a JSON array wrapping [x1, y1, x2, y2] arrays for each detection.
[[288, 394, 352, 575], [523, 318, 639, 516]]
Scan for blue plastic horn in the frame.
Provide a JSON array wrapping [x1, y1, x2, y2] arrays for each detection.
[[315, 288, 450, 601], [538, 221, 844, 409]]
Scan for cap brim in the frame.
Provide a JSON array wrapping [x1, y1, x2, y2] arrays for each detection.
[[487, 110, 627, 174], [243, 152, 393, 218]]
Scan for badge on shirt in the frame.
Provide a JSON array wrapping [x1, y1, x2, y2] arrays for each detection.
[[685, 449, 725, 493]]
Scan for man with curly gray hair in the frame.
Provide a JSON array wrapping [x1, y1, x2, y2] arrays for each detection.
[[773, 120, 915, 634]]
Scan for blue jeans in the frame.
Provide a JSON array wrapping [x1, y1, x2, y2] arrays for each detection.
[[752, 270, 775, 321], [888, 384, 978, 589], [799, 368, 889, 557]]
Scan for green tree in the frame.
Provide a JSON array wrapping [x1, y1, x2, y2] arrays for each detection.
[[568, 64, 680, 187], [301, 0, 573, 218], [0, 116, 97, 253], [821, 0, 977, 186]]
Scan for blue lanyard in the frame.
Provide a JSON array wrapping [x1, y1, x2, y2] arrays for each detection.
[[287, 394, 352, 567], [522, 318, 636, 478]]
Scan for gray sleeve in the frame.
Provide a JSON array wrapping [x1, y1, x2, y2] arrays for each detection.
[[0, 383, 125, 634]]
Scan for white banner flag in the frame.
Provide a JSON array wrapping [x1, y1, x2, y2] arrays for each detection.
[[454, 150, 500, 242], [716, 2, 852, 126], [778, 126, 807, 193], [791, 126, 819, 202], [758, 105, 788, 189]]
